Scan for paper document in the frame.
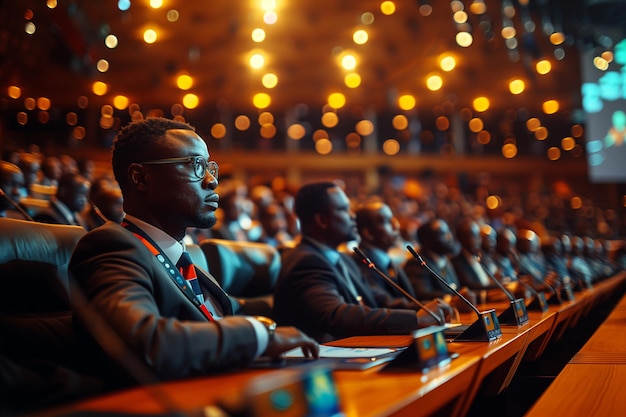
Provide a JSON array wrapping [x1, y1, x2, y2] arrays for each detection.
[[284, 345, 398, 359]]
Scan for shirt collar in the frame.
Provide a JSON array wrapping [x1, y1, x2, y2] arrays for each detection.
[[124, 214, 185, 264], [303, 236, 340, 264], [361, 243, 391, 268]]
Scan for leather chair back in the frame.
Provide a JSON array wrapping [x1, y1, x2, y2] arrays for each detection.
[[0, 218, 86, 361], [199, 238, 280, 297]]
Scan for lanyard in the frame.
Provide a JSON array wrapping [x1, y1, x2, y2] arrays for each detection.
[[121, 220, 214, 321]]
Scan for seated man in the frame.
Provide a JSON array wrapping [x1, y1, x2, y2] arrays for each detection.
[[69, 118, 318, 388], [452, 218, 507, 302], [32, 172, 90, 228], [353, 200, 418, 309], [273, 182, 446, 343], [404, 218, 477, 312], [0, 161, 29, 219]]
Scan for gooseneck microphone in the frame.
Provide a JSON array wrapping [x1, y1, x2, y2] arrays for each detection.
[[352, 246, 444, 326], [476, 254, 529, 325], [406, 245, 480, 315], [406, 245, 502, 342], [0, 187, 34, 221]]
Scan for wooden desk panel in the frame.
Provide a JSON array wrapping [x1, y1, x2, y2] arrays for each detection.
[[524, 364, 626, 417]]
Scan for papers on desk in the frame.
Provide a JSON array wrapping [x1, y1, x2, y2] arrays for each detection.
[[284, 345, 399, 359], [281, 345, 404, 370]]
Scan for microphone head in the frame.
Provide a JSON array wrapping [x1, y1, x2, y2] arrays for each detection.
[[406, 245, 425, 265], [352, 246, 373, 267]]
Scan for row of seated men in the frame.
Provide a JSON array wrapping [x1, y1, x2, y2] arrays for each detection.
[[1, 150, 625, 415]]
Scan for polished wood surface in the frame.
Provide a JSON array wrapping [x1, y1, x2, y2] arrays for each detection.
[[525, 276, 626, 417], [43, 272, 626, 417]]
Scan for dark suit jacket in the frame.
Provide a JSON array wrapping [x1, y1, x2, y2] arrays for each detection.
[[403, 251, 461, 300], [273, 238, 419, 343], [33, 199, 82, 227], [353, 243, 418, 310], [451, 252, 498, 291], [69, 222, 260, 383]]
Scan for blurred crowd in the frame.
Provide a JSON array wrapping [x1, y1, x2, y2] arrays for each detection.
[[2, 146, 625, 292]]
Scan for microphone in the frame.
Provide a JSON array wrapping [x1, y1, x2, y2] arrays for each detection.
[[406, 245, 502, 342], [0, 187, 34, 221], [352, 246, 444, 326], [476, 254, 528, 325], [512, 274, 550, 312]]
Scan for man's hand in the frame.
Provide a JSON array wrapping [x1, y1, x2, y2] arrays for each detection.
[[263, 326, 319, 359]]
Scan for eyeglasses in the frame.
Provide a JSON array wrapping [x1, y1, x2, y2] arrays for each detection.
[[138, 156, 218, 181]]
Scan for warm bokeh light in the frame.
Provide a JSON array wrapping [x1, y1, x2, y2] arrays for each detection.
[[473, 96, 490, 112], [113, 95, 129, 110], [501, 26, 516, 39], [251, 28, 266, 42], [97, 59, 109, 73], [549, 32, 565, 45], [392, 114, 408, 130], [398, 94, 416, 110], [321, 111, 339, 128], [345, 132, 361, 148], [355, 120, 374, 136], [182, 93, 199, 109], [261, 0, 277, 11], [315, 138, 332, 154], [24, 97, 36, 110], [73, 126, 86, 140], [542, 99, 559, 114], [211, 123, 227, 139], [235, 115, 251, 131], [502, 143, 518, 158], [328, 92, 346, 109], [17, 112, 28, 125], [486, 195, 501, 210], [361, 12, 375, 25], [454, 11, 468, 24], [66, 112, 78, 125], [383, 139, 400, 155], [344, 72, 361, 88], [8, 86, 21, 99], [149, 0, 163, 8], [258, 112, 274, 125], [593, 56, 609, 71], [571, 196, 583, 209], [536, 59, 552, 75], [477, 130, 491, 144], [341, 54, 357, 70], [262, 73, 278, 88], [353, 29, 368, 45], [177, 74, 193, 90], [534, 126, 548, 140], [456, 32, 473, 47], [249, 53, 265, 69], [263, 11, 278, 25], [526, 118, 541, 132], [470, 1, 487, 15], [547, 146, 561, 160], [287, 123, 306, 140], [166, 10, 179, 22], [92, 81, 108, 96], [380, 1, 396, 15], [143, 29, 158, 44], [571, 124, 584, 138], [426, 74, 443, 91], [260, 124, 276, 139], [509, 79, 525, 94], [25, 22, 36, 35], [561, 136, 575, 151], [105, 34, 118, 48], [469, 117, 483, 133], [313, 129, 329, 141], [253, 93, 271, 109], [436, 116, 449, 131], [439, 55, 456, 72]]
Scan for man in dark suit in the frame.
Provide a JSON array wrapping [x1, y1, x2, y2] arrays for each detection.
[[69, 118, 317, 387], [273, 182, 445, 343], [353, 200, 417, 309], [404, 218, 477, 312], [32, 171, 90, 228]]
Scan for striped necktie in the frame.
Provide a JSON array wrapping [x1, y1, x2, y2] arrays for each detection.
[[177, 251, 205, 306]]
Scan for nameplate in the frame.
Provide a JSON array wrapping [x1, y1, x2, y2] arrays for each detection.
[[449, 309, 502, 342], [526, 292, 549, 312], [498, 298, 529, 326], [383, 326, 452, 372]]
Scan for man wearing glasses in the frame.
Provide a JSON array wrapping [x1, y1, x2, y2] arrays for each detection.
[[69, 117, 317, 389]]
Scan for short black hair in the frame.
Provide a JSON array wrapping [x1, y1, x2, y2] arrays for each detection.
[[112, 117, 195, 190], [294, 181, 337, 227]]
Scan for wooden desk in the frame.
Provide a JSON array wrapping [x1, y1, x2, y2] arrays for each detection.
[[524, 364, 626, 417]]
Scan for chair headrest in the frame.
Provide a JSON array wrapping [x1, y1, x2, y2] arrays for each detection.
[[199, 238, 280, 297]]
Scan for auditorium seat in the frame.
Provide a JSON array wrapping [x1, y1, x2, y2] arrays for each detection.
[[198, 238, 280, 317]]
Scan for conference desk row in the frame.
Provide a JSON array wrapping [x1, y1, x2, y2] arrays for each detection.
[[43, 271, 626, 417]]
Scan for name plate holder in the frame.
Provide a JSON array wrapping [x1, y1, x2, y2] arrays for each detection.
[[382, 326, 453, 373], [498, 298, 529, 326], [452, 309, 502, 342], [526, 292, 549, 312]]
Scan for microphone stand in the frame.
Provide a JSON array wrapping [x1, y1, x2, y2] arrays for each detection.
[[406, 245, 502, 342], [0, 187, 34, 221]]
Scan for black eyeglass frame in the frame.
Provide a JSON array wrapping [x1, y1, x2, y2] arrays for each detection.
[[138, 156, 218, 181]]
